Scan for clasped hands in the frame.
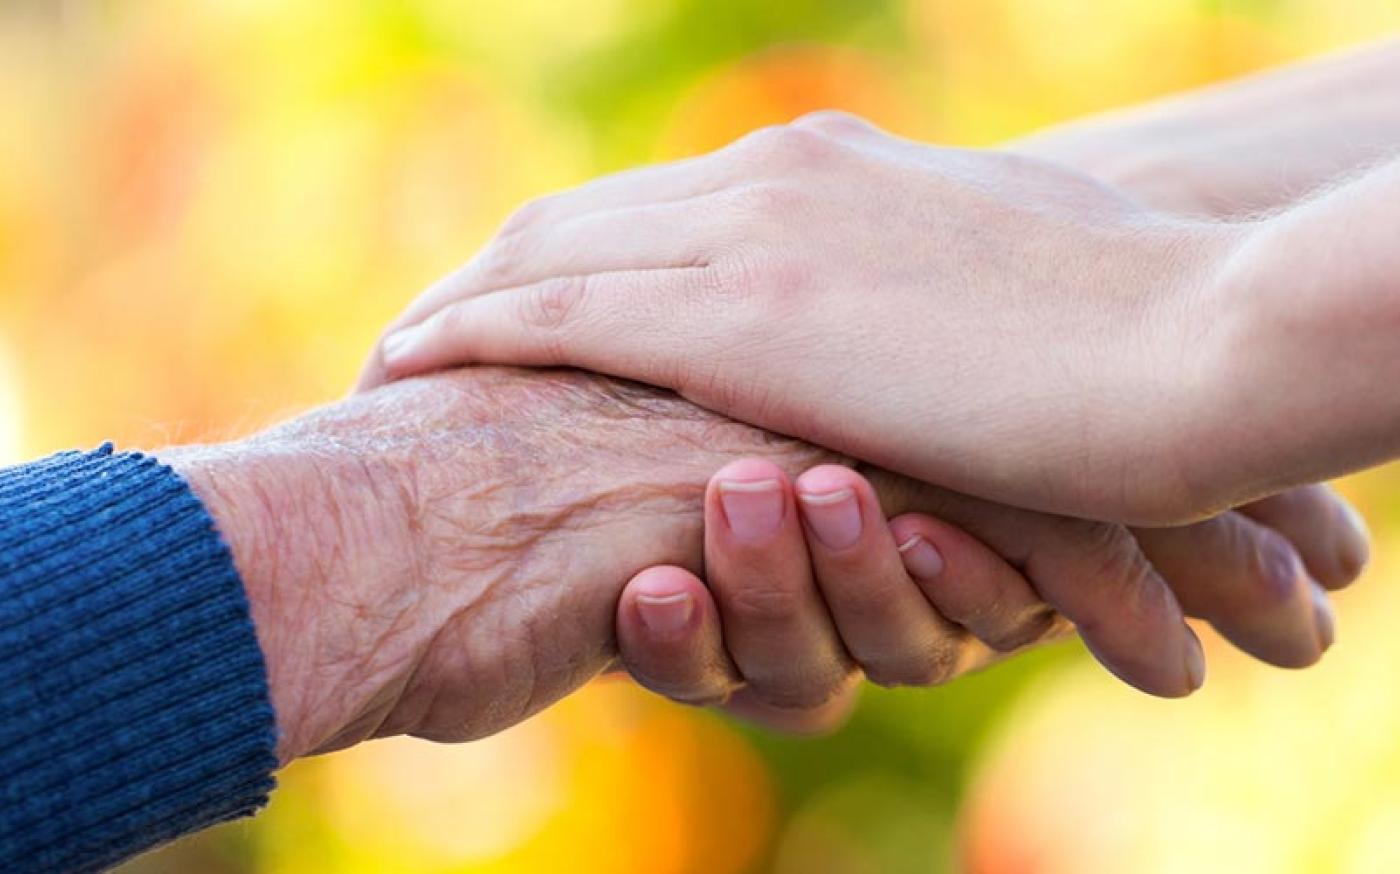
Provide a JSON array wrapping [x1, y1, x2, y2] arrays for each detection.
[[176, 111, 1370, 764]]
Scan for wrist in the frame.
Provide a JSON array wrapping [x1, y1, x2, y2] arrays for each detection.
[[1189, 173, 1400, 505], [1120, 216, 1265, 523], [1171, 209, 1333, 513], [162, 437, 425, 765]]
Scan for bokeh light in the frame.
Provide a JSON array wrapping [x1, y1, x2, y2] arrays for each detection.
[[961, 477, 1400, 873], [1, 1, 1398, 872]]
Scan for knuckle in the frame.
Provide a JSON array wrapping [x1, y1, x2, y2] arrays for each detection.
[[1066, 519, 1170, 623], [830, 575, 905, 624], [499, 196, 551, 236], [732, 124, 787, 161], [741, 123, 839, 170], [519, 274, 586, 331], [985, 608, 1059, 653], [1246, 527, 1305, 608], [699, 252, 761, 304], [1076, 519, 1152, 588], [753, 668, 852, 711], [630, 669, 731, 707], [931, 583, 1007, 631], [477, 228, 530, 285], [723, 581, 806, 629], [864, 641, 960, 688], [411, 726, 471, 744], [424, 300, 468, 338], [706, 247, 811, 312], [677, 691, 732, 709], [792, 109, 869, 137]]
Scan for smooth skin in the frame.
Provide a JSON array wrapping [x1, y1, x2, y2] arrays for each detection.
[[1013, 37, 1400, 220], [369, 121, 1228, 525], [363, 38, 1400, 529]]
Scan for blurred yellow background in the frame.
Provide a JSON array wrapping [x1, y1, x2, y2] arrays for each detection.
[[2, 1, 1399, 872]]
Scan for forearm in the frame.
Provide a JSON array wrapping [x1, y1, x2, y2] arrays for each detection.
[[1011, 38, 1400, 509], [1192, 155, 1400, 503], [1012, 37, 1400, 217]]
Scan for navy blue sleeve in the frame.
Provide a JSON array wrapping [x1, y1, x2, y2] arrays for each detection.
[[0, 445, 278, 873]]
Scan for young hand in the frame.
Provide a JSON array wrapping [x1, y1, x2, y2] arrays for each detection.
[[361, 111, 1248, 525]]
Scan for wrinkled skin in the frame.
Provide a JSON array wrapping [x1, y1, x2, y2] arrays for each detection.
[[165, 366, 1357, 763], [170, 367, 837, 760]]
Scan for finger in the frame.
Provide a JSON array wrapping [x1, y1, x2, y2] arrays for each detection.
[[472, 200, 720, 295], [616, 565, 741, 707], [1023, 524, 1204, 698], [864, 473, 1204, 698], [484, 122, 847, 237], [364, 122, 815, 358], [492, 156, 724, 234], [927, 617, 1079, 681], [719, 684, 861, 736], [381, 195, 727, 339], [884, 512, 1056, 653], [705, 458, 857, 711], [486, 129, 790, 237], [367, 124, 876, 389], [787, 465, 967, 688], [617, 565, 861, 736], [1132, 511, 1333, 668], [376, 267, 703, 386], [1237, 484, 1370, 590]]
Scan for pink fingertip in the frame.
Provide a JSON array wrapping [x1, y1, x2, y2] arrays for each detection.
[[897, 534, 945, 580], [636, 592, 695, 635]]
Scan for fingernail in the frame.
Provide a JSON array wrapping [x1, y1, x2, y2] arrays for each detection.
[[636, 592, 694, 635], [897, 535, 944, 580], [798, 487, 862, 550], [1312, 585, 1336, 652], [719, 479, 785, 542], [381, 325, 422, 369], [1337, 502, 1371, 579], [1184, 629, 1206, 692]]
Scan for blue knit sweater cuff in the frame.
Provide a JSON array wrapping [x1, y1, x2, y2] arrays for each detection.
[[0, 445, 278, 873]]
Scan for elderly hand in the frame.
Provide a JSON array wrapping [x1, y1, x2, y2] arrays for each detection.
[[612, 458, 1364, 735], [161, 368, 1362, 761], [163, 367, 826, 762], [361, 111, 1254, 526]]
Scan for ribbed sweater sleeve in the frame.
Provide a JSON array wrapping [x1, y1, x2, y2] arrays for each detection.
[[0, 445, 279, 873]]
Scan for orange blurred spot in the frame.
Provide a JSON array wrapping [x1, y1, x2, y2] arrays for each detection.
[[88, 47, 221, 252], [254, 683, 775, 874], [657, 45, 923, 159]]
